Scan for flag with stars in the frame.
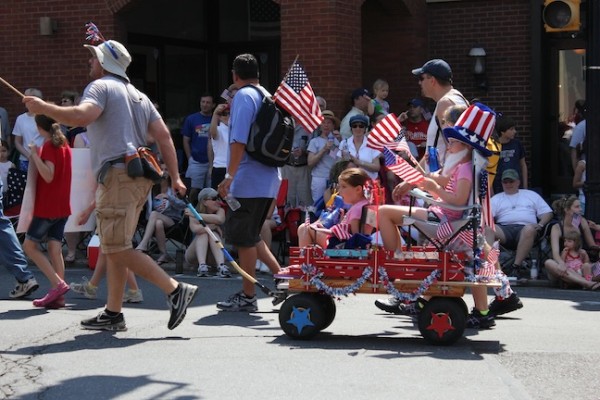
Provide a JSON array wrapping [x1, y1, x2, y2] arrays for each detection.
[[274, 61, 323, 133], [387, 156, 424, 185], [4, 168, 27, 209], [382, 146, 399, 167], [367, 113, 401, 151]]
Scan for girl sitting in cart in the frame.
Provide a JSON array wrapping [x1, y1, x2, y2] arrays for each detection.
[[297, 167, 373, 248]]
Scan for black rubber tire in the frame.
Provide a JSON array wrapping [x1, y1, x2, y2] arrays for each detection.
[[279, 293, 326, 339], [417, 297, 467, 346], [314, 293, 336, 330]]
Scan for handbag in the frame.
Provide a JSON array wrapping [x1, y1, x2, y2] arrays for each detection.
[[138, 146, 164, 183]]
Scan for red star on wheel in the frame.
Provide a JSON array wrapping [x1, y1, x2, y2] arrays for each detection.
[[426, 312, 455, 338]]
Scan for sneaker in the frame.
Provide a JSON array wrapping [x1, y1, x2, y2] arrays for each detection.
[[122, 289, 144, 303], [217, 263, 232, 278], [9, 278, 39, 299], [216, 291, 257, 312], [81, 310, 127, 331], [32, 281, 70, 308], [488, 293, 524, 317], [398, 298, 427, 316], [45, 295, 65, 309], [466, 309, 496, 329], [374, 297, 401, 314], [167, 282, 198, 330], [197, 264, 210, 277], [69, 277, 98, 299]]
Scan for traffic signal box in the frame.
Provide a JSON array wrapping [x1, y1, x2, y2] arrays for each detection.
[[543, 0, 581, 33]]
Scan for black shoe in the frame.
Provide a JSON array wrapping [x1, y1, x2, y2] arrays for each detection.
[[167, 282, 198, 330], [488, 293, 524, 317], [81, 310, 127, 331], [466, 309, 496, 329], [374, 297, 401, 314]]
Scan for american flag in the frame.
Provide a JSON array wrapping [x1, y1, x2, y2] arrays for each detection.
[[382, 147, 399, 167], [436, 217, 453, 241], [479, 170, 495, 231], [331, 222, 352, 240], [487, 241, 500, 266], [274, 61, 323, 133], [387, 157, 424, 185], [478, 261, 497, 278], [367, 113, 401, 151]]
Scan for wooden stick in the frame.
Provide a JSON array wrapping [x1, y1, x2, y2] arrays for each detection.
[[0, 76, 24, 98]]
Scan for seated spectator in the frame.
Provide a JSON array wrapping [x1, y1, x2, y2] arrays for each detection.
[[486, 169, 554, 278], [297, 168, 373, 248], [561, 230, 592, 280], [256, 199, 283, 274], [544, 195, 600, 290], [184, 188, 230, 278], [135, 174, 186, 264]]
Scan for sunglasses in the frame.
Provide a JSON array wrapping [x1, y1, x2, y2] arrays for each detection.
[[418, 75, 429, 82], [351, 123, 366, 129]]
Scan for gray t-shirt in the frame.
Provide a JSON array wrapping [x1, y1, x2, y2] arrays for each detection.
[[80, 76, 160, 176]]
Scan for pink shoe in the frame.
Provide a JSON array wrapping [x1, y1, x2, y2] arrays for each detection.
[[33, 281, 70, 307], [45, 295, 65, 309]]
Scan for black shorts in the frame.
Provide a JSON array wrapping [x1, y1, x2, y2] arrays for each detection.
[[497, 224, 525, 249], [224, 197, 272, 247]]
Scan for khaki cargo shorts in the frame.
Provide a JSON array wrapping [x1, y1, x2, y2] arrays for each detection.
[[95, 167, 152, 254]]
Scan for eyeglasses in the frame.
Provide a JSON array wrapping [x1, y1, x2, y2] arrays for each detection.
[[351, 124, 366, 129]]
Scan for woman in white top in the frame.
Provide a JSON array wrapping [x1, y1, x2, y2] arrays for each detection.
[[337, 114, 381, 180]]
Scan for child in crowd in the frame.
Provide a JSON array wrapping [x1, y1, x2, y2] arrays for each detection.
[[492, 115, 528, 194], [371, 79, 390, 116], [136, 174, 186, 264], [0, 139, 15, 193], [297, 167, 373, 248], [23, 114, 72, 308], [561, 230, 592, 280], [185, 187, 230, 278]]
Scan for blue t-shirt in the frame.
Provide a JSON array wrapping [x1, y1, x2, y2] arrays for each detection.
[[493, 138, 525, 194], [228, 85, 280, 198], [182, 112, 212, 163]]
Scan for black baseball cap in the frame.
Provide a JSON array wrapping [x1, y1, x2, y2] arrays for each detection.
[[412, 59, 453, 82]]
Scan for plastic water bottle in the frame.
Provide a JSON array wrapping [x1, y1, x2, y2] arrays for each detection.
[[125, 142, 144, 178], [530, 259, 538, 280], [225, 193, 241, 211], [427, 146, 439, 172]]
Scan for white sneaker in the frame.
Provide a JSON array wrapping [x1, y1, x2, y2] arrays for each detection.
[[217, 263, 232, 278], [9, 278, 39, 299], [197, 264, 210, 277], [69, 277, 98, 299], [122, 289, 144, 303]]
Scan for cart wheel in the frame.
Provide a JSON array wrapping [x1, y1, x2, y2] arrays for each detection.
[[417, 297, 466, 345], [279, 293, 326, 339], [314, 293, 336, 330]]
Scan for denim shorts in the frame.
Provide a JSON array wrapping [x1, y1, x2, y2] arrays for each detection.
[[224, 197, 272, 247], [26, 216, 68, 243]]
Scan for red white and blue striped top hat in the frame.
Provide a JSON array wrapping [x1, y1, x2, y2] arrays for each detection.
[[443, 103, 495, 157]]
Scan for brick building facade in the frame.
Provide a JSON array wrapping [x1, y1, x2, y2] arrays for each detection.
[[0, 0, 578, 195]]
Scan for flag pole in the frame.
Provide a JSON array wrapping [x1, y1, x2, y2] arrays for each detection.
[[0, 76, 25, 98]]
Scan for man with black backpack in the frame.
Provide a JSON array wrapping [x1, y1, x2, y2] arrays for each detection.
[[217, 53, 282, 312]]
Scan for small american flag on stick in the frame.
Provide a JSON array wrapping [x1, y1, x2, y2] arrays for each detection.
[[367, 114, 401, 151]]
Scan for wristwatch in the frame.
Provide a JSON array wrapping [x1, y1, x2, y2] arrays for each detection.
[[225, 173, 235, 180]]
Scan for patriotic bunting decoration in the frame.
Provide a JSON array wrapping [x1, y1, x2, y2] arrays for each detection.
[[331, 222, 352, 240]]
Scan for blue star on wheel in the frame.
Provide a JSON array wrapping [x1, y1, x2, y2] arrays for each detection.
[[286, 307, 315, 334]]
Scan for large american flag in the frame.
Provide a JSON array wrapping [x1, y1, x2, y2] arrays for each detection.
[[274, 61, 323, 133], [367, 113, 401, 151]]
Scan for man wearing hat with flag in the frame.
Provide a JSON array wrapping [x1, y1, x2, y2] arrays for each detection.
[[375, 103, 520, 328], [23, 32, 198, 331]]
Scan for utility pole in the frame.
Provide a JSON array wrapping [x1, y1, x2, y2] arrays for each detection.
[[584, 0, 600, 221]]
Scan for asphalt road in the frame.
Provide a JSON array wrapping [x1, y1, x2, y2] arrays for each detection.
[[1, 265, 599, 400]]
